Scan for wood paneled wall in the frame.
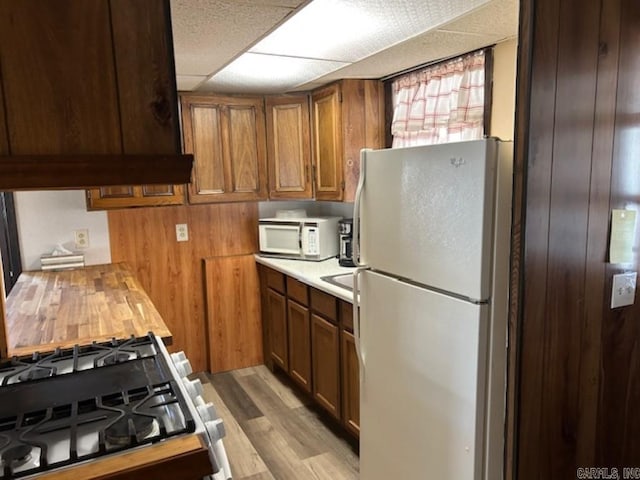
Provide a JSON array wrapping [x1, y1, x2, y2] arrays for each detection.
[[513, 0, 640, 477], [108, 203, 258, 372]]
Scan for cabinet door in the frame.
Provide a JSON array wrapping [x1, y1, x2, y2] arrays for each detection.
[[267, 289, 288, 370], [266, 96, 312, 199], [204, 255, 263, 373], [181, 95, 267, 203], [311, 84, 343, 201], [86, 184, 184, 209], [342, 330, 360, 437], [311, 314, 340, 419], [287, 299, 312, 393]]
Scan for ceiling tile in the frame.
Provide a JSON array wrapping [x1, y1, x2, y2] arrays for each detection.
[[176, 75, 208, 91], [439, 0, 519, 37], [299, 29, 508, 89], [170, 0, 306, 76], [201, 53, 348, 93], [249, 0, 491, 62]]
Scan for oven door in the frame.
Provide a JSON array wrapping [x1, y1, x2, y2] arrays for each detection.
[[258, 222, 302, 256]]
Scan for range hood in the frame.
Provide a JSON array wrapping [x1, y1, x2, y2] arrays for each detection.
[[0, 0, 191, 191]]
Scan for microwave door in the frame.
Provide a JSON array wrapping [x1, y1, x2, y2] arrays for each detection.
[[259, 223, 302, 255]]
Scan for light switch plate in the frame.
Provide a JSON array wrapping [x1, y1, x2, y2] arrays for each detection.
[[611, 272, 637, 309]]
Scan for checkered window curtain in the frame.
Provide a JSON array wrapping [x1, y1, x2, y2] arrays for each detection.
[[391, 50, 485, 147]]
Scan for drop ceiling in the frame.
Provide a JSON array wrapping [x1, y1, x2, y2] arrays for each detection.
[[170, 0, 519, 94]]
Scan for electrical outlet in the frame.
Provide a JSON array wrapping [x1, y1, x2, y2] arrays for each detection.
[[74, 229, 89, 249], [176, 223, 189, 242], [611, 272, 637, 309]]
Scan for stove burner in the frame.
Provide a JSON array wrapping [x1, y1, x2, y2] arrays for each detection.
[[1, 444, 32, 468], [105, 415, 155, 445], [18, 367, 52, 382], [103, 352, 131, 366]]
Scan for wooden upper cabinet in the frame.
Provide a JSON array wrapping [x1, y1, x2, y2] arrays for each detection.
[[311, 79, 385, 202], [265, 96, 313, 199], [311, 84, 343, 201], [86, 185, 185, 210], [180, 94, 268, 203]]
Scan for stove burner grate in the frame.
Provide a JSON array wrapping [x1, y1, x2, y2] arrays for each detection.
[[104, 415, 155, 446], [102, 352, 131, 366], [17, 367, 53, 382], [1, 444, 32, 468]]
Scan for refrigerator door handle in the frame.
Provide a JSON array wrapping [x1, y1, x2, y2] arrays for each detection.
[[352, 149, 369, 268], [353, 266, 366, 376]]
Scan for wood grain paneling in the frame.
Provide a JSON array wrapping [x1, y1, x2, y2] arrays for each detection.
[[514, 0, 640, 477], [578, 0, 621, 465], [598, 0, 640, 467], [204, 255, 263, 373], [516, 0, 561, 469], [108, 202, 258, 372], [0, 260, 6, 358], [0, 69, 7, 155], [542, 1, 600, 475]]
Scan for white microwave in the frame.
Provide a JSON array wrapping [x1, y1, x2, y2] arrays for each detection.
[[258, 216, 341, 261]]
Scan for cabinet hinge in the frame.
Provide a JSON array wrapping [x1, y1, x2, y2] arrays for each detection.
[[312, 165, 317, 183], [338, 91, 343, 103], [341, 180, 345, 191]]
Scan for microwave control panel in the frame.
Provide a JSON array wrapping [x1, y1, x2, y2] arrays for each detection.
[[306, 227, 318, 255]]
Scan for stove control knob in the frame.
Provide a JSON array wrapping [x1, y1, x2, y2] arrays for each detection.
[[197, 402, 219, 422], [174, 359, 193, 377], [170, 351, 187, 363], [183, 378, 204, 399], [205, 419, 226, 442]]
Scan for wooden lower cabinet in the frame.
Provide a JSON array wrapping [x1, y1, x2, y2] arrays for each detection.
[[311, 313, 340, 419], [267, 289, 288, 370], [341, 330, 360, 437], [287, 299, 311, 393], [259, 265, 360, 438]]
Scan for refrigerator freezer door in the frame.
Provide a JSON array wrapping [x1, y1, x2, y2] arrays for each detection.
[[360, 139, 498, 301], [359, 270, 489, 480]]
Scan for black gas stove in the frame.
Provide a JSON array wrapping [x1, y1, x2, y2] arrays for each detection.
[[0, 334, 198, 479]]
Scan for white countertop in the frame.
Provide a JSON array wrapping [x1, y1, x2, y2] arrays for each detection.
[[254, 255, 356, 303]]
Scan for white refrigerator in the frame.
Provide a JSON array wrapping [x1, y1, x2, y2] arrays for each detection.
[[352, 138, 512, 480]]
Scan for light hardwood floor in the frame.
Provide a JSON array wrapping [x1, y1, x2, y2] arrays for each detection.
[[198, 365, 359, 480]]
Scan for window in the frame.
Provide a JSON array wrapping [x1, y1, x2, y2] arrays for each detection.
[[390, 49, 489, 147], [1, 192, 22, 294]]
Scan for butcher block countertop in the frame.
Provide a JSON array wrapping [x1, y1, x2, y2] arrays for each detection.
[[4, 262, 172, 357]]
